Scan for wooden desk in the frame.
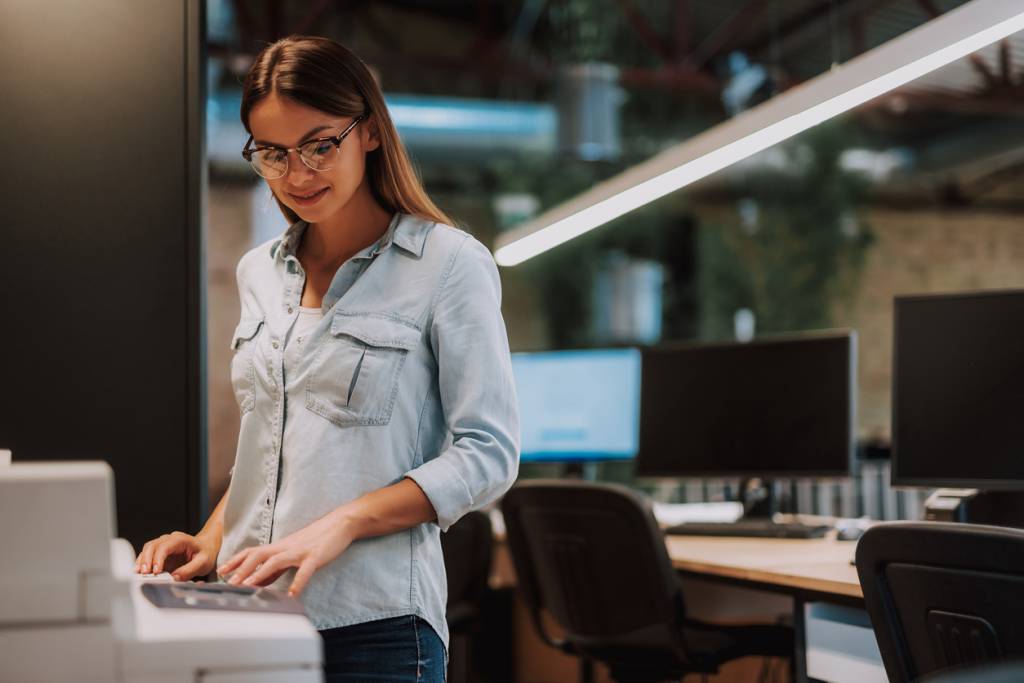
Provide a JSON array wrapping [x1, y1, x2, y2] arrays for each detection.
[[494, 529, 862, 602], [664, 533, 881, 683], [665, 534, 862, 603]]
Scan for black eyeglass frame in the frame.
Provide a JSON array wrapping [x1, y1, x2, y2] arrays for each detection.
[[241, 113, 367, 178]]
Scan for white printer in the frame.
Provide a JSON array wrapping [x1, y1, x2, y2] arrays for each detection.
[[0, 456, 323, 682]]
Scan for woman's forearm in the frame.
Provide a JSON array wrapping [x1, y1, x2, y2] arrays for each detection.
[[332, 478, 437, 542], [197, 488, 230, 548]]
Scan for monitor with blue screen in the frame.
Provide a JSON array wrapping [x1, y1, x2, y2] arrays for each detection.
[[512, 348, 641, 463]]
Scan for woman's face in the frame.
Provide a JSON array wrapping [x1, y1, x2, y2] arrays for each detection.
[[247, 92, 379, 222]]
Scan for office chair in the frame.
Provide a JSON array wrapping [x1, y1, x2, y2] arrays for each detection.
[[856, 522, 1024, 683], [923, 661, 1024, 683], [501, 480, 793, 683], [441, 510, 494, 683]]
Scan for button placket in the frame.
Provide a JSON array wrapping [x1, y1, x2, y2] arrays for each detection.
[[268, 307, 289, 544]]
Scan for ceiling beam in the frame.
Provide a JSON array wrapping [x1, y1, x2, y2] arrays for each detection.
[[614, 0, 675, 65], [689, 0, 770, 68]]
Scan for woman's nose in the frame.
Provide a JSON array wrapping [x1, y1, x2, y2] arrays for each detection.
[[286, 150, 316, 183]]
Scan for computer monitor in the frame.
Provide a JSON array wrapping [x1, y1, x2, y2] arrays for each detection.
[[512, 348, 641, 463], [893, 290, 1024, 490], [636, 331, 856, 479]]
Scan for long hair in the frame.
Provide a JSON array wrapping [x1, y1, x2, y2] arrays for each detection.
[[240, 35, 453, 227]]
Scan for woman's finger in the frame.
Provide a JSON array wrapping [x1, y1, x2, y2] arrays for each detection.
[[137, 537, 166, 573], [242, 553, 289, 587], [135, 540, 154, 572], [172, 551, 210, 582], [227, 548, 266, 585], [151, 536, 189, 575], [218, 548, 250, 577], [288, 559, 317, 598]]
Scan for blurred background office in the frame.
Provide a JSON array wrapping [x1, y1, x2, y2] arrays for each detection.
[[4, 0, 1024, 546], [5, 2, 1024, 682], [202, 1, 1024, 519]]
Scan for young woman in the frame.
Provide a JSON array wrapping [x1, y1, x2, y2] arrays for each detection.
[[134, 35, 520, 682]]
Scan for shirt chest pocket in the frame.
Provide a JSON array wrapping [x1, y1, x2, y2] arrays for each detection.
[[305, 314, 422, 427], [230, 317, 264, 416]]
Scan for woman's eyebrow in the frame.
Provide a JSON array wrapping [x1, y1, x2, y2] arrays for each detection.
[[254, 124, 334, 147]]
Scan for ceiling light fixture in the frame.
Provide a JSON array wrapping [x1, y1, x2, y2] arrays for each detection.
[[494, 0, 1024, 266]]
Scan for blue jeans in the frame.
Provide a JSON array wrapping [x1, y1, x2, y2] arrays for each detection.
[[319, 615, 446, 682]]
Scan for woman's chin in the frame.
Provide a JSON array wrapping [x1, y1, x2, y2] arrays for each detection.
[[291, 202, 330, 220]]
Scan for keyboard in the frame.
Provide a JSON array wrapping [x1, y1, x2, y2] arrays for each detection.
[[664, 520, 831, 539]]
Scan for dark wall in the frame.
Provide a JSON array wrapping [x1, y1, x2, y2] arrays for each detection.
[[0, 0, 207, 551]]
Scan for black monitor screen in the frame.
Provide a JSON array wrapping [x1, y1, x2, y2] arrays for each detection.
[[893, 290, 1024, 489], [636, 332, 855, 477]]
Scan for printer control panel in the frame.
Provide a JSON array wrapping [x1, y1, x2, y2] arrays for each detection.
[[140, 582, 307, 615]]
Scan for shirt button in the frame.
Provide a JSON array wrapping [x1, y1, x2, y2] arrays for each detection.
[[287, 306, 294, 314], [272, 341, 279, 349], [266, 497, 271, 506]]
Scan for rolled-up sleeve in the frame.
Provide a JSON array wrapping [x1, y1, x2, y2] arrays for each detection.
[[405, 236, 520, 532]]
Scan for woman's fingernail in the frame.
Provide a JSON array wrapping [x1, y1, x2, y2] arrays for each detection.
[[141, 564, 148, 572]]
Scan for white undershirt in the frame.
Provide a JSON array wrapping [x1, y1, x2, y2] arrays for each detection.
[[295, 307, 323, 338], [284, 306, 324, 368]]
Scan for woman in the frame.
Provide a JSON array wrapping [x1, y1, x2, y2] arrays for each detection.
[[134, 35, 520, 682]]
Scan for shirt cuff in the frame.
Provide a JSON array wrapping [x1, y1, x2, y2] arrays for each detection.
[[405, 456, 474, 532]]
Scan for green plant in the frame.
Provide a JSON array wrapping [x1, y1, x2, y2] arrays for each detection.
[[696, 118, 875, 339]]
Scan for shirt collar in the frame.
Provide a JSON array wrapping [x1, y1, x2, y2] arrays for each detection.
[[385, 213, 433, 258], [269, 212, 433, 263]]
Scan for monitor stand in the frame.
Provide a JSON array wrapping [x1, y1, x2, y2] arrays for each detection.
[[737, 477, 785, 519], [924, 489, 1024, 528], [562, 462, 600, 482]]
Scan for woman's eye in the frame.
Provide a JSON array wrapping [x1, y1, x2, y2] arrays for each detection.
[[309, 141, 333, 156]]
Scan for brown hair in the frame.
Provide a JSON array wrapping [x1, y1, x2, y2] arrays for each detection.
[[240, 35, 453, 227]]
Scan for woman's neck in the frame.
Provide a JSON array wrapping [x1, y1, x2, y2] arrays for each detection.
[[299, 179, 393, 269]]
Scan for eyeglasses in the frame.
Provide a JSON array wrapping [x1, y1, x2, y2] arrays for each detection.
[[241, 113, 366, 180]]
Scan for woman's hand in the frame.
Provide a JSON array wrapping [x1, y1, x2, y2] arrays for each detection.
[[217, 508, 356, 597], [135, 531, 220, 581], [218, 478, 436, 597]]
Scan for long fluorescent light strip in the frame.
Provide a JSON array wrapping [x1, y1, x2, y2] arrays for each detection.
[[494, 7, 1024, 266]]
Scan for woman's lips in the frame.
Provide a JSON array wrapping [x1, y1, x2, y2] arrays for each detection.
[[289, 187, 329, 205]]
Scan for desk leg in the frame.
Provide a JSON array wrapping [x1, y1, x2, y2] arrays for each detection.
[[794, 595, 808, 683], [579, 656, 594, 683]]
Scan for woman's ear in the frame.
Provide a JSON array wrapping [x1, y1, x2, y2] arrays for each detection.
[[362, 115, 381, 152]]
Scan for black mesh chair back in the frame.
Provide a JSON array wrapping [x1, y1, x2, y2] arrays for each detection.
[[856, 522, 1024, 683], [924, 661, 1024, 683], [501, 480, 687, 659]]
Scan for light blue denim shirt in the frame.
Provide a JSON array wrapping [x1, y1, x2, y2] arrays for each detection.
[[218, 212, 520, 648]]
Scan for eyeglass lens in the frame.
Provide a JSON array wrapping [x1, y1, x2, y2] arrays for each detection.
[[249, 131, 342, 179]]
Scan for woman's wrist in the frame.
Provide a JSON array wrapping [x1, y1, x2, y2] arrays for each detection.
[[195, 527, 222, 555], [330, 503, 367, 544]]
